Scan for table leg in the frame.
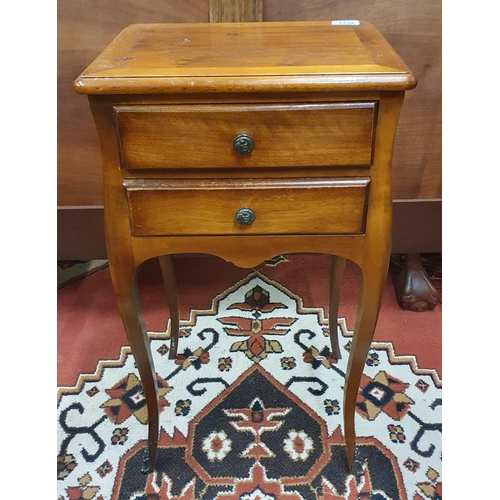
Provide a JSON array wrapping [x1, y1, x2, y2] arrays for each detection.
[[328, 255, 346, 360], [343, 260, 387, 475], [158, 255, 180, 360], [395, 253, 438, 311], [108, 257, 159, 474]]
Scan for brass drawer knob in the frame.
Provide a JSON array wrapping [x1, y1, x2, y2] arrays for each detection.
[[235, 208, 256, 226], [233, 134, 254, 155]]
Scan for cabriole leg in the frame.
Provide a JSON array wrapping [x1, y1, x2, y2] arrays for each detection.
[[158, 255, 180, 360], [343, 261, 388, 476], [328, 255, 346, 359], [108, 256, 159, 474]]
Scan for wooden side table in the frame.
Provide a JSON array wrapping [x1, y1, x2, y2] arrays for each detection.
[[75, 21, 416, 475]]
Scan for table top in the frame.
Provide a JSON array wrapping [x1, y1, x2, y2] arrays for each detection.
[[75, 21, 416, 94]]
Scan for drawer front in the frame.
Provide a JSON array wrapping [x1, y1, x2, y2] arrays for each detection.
[[115, 103, 376, 170], [124, 178, 369, 237]]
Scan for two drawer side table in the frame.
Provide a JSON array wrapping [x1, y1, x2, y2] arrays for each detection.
[[75, 21, 416, 475]]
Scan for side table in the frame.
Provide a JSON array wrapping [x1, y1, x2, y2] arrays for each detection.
[[75, 20, 416, 475]]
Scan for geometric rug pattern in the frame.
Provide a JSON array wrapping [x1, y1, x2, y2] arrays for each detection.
[[57, 268, 442, 499]]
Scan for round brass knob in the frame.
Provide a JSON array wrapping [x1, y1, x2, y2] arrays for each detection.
[[235, 208, 255, 226], [233, 134, 254, 155]]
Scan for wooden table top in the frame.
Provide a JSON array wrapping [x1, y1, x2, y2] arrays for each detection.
[[75, 21, 416, 94]]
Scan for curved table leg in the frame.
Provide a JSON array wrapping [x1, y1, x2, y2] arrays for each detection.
[[343, 260, 388, 475], [158, 255, 180, 360], [108, 256, 159, 474], [328, 255, 346, 360]]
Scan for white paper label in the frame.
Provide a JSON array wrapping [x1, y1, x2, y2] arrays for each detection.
[[331, 20, 360, 26]]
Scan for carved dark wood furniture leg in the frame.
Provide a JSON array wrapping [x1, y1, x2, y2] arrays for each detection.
[[107, 254, 159, 474], [158, 255, 180, 359], [329, 255, 346, 359], [395, 253, 438, 311]]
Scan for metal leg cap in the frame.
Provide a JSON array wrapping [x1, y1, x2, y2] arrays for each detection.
[[141, 449, 152, 475], [352, 459, 364, 477]]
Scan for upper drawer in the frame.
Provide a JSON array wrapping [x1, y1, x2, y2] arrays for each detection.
[[114, 103, 376, 170]]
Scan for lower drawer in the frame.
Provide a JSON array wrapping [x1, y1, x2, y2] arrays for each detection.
[[124, 178, 369, 237]]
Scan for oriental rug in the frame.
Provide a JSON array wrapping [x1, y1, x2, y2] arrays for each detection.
[[57, 265, 442, 500]]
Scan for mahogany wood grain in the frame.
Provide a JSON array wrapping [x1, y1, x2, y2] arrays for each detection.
[[78, 22, 413, 475], [209, 0, 262, 22]]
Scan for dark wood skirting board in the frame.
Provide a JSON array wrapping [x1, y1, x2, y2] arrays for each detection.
[[391, 199, 442, 254], [57, 206, 107, 261], [57, 199, 441, 261]]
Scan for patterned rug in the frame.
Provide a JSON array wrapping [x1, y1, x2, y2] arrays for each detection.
[[57, 266, 442, 500]]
